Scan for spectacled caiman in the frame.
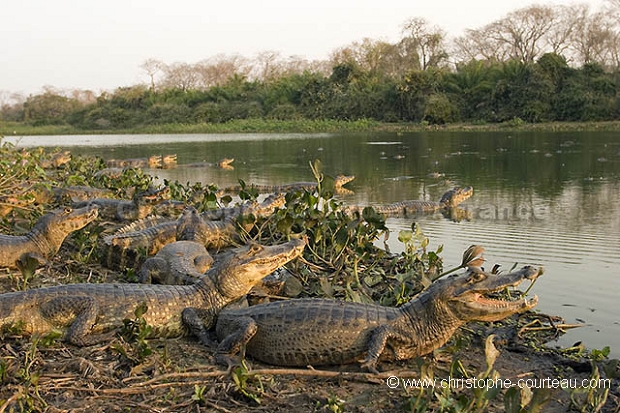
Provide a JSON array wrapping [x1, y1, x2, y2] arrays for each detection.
[[183, 157, 235, 170], [73, 186, 170, 221], [201, 193, 285, 221], [345, 186, 473, 217], [105, 154, 177, 169], [0, 205, 99, 268], [216, 175, 355, 197], [33, 185, 116, 204], [102, 194, 285, 270], [0, 238, 306, 346], [215, 265, 541, 373], [138, 240, 214, 285]]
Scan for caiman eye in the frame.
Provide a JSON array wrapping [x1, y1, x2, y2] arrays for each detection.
[[63, 207, 73, 214], [467, 270, 486, 283], [248, 244, 263, 255]]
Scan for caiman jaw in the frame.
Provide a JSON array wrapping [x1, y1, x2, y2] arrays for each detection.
[[216, 238, 306, 298], [470, 290, 538, 311], [450, 266, 542, 321]]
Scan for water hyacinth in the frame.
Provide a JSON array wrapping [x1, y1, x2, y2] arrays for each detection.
[[434, 245, 485, 280], [461, 245, 485, 268]]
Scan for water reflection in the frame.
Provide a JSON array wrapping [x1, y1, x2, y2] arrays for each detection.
[[6, 131, 620, 355]]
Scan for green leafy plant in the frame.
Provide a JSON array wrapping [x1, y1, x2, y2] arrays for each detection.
[[116, 302, 153, 363], [230, 360, 263, 404]]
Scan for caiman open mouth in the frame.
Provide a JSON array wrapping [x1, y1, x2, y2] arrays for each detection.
[[470, 290, 538, 310]]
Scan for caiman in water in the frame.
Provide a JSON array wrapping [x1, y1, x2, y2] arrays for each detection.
[[0, 205, 99, 268], [0, 238, 306, 346], [105, 154, 177, 169], [345, 186, 473, 217], [216, 175, 355, 196], [215, 265, 541, 373]]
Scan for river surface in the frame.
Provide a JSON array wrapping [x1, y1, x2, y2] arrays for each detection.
[[7, 131, 620, 356]]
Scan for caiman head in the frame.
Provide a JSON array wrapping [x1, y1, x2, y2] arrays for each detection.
[[162, 154, 177, 167], [147, 155, 163, 168], [334, 175, 355, 188], [135, 186, 171, 205], [176, 206, 209, 242], [439, 186, 473, 208], [38, 204, 99, 250], [428, 265, 541, 323], [50, 150, 72, 167], [217, 158, 235, 169], [211, 237, 306, 298]]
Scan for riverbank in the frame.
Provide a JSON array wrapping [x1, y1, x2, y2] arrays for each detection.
[[3, 118, 620, 136]]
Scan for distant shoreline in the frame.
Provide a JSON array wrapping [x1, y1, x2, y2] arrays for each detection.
[[3, 119, 620, 136]]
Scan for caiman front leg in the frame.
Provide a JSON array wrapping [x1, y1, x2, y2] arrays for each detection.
[[214, 316, 258, 368], [39, 296, 114, 346], [360, 324, 404, 374], [182, 307, 220, 347], [138, 258, 167, 284]]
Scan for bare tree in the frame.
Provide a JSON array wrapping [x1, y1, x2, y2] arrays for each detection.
[[161, 62, 199, 91], [69, 89, 97, 105], [250, 51, 286, 81], [140, 58, 165, 91], [195, 54, 250, 88], [545, 5, 582, 57], [400, 17, 449, 70], [569, 8, 618, 66], [452, 27, 511, 63]]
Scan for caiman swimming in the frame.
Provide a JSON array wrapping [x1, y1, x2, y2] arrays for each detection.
[[0, 238, 305, 346], [215, 265, 541, 373], [105, 154, 177, 169], [345, 186, 473, 217], [0, 205, 99, 268], [217, 175, 355, 196]]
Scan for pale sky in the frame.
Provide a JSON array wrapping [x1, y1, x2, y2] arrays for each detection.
[[0, 0, 609, 96]]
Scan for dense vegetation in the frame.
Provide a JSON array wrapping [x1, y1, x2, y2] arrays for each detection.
[[2, 55, 617, 131], [2, 3, 620, 132]]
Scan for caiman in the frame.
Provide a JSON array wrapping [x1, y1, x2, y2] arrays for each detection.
[[105, 155, 164, 169], [39, 150, 72, 169], [215, 265, 541, 373], [102, 206, 251, 270], [0, 238, 306, 346], [0, 205, 99, 268], [33, 185, 116, 204], [201, 193, 285, 221], [73, 186, 170, 221], [217, 175, 355, 197], [104, 195, 283, 257], [138, 241, 214, 285], [184, 157, 235, 170], [345, 186, 473, 217]]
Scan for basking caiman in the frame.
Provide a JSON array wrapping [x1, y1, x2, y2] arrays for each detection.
[[201, 194, 285, 221], [217, 175, 355, 197], [29, 184, 115, 205], [102, 205, 251, 270], [138, 241, 214, 285], [0, 205, 99, 268], [73, 186, 170, 221], [39, 150, 72, 169], [345, 186, 473, 217], [0, 238, 306, 346], [215, 265, 541, 373]]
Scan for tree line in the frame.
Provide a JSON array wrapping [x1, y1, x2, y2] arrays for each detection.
[[2, 2, 620, 128]]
